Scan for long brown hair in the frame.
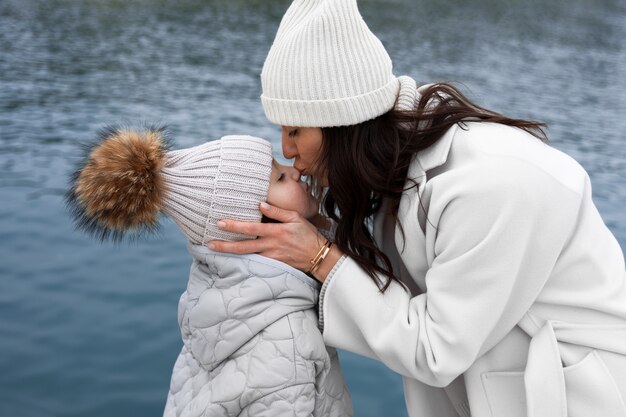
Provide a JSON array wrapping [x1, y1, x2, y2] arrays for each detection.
[[316, 83, 547, 292]]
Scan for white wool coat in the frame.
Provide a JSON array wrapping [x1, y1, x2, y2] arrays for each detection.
[[319, 122, 626, 417]]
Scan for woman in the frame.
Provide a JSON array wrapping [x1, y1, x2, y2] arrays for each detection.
[[208, 0, 626, 416]]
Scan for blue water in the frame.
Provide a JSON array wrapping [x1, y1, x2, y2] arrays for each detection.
[[1, 0, 624, 416]]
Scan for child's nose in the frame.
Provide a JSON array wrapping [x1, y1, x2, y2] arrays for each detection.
[[288, 166, 301, 180]]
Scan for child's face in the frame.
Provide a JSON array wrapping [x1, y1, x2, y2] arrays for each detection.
[[267, 160, 319, 219]]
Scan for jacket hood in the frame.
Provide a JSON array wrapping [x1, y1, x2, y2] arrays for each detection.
[[180, 244, 321, 372]]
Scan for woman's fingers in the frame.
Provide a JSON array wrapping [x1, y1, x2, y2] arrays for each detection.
[[216, 219, 274, 237], [208, 237, 264, 254], [214, 203, 301, 239], [259, 202, 300, 223], [208, 204, 325, 271], [207, 219, 276, 255]]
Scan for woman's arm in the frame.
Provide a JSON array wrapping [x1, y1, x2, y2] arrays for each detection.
[[320, 157, 583, 387], [208, 202, 342, 281]]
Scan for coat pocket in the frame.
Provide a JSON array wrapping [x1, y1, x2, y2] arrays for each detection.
[[481, 371, 526, 417], [481, 350, 626, 417], [563, 350, 626, 417]]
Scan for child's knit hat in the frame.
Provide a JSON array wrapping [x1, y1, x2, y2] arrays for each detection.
[[261, 0, 400, 128], [66, 126, 273, 244]]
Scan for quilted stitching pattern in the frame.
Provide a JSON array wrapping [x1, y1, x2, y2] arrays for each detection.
[[163, 246, 352, 417]]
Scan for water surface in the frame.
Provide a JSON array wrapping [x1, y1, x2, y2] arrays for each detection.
[[1, 0, 624, 416]]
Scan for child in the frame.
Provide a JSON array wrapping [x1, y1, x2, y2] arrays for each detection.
[[66, 127, 352, 417]]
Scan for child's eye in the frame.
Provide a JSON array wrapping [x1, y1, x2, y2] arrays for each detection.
[[277, 173, 285, 181], [288, 129, 298, 138]]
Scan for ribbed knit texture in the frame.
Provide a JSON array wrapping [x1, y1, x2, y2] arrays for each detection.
[[160, 135, 273, 244], [395, 76, 418, 112], [261, 0, 400, 127]]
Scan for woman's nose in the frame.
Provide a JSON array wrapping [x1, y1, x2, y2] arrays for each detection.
[[281, 131, 297, 159]]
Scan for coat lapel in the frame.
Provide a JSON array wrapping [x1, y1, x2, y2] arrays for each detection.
[[392, 124, 459, 291], [414, 123, 458, 174]]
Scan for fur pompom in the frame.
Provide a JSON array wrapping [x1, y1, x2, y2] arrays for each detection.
[[65, 125, 171, 242]]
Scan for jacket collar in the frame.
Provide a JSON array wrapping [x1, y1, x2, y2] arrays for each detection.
[[187, 243, 319, 288]]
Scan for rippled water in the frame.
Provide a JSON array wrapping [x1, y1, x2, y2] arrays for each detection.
[[1, 0, 624, 416]]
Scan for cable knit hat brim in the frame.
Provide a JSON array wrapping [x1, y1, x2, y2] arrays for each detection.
[[262, 78, 400, 128], [203, 135, 273, 242], [161, 135, 273, 244]]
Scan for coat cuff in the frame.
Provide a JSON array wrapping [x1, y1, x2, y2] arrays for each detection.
[[318, 254, 346, 332], [317, 256, 379, 360]]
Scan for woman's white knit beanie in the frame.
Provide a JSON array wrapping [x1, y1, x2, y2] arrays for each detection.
[[261, 0, 400, 128], [162, 135, 273, 244]]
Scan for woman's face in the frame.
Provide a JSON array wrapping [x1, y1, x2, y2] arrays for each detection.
[[280, 126, 326, 186], [266, 160, 319, 219]]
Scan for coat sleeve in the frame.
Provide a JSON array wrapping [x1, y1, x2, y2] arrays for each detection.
[[320, 155, 583, 387]]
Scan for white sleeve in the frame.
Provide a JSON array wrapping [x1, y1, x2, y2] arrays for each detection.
[[319, 157, 582, 387]]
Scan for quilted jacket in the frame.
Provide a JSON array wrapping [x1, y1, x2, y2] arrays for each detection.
[[163, 244, 352, 417]]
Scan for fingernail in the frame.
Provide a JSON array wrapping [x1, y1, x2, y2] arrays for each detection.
[[260, 202, 270, 210], [208, 243, 215, 250], [217, 221, 226, 228]]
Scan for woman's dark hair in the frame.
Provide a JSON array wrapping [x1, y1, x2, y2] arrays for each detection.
[[315, 82, 547, 292]]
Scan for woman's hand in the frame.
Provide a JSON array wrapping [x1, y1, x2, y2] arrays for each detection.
[[208, 202, 329, 274]]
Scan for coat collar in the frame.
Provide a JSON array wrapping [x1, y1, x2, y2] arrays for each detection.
[[395, 76, 458, 180], [408, 122, 459, 180], [373, 123, 458, 246]]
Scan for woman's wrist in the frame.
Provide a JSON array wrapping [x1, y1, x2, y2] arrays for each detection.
[[311, 244, 343, 283]]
